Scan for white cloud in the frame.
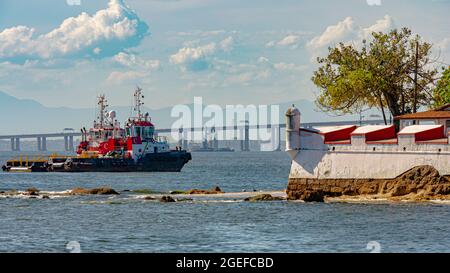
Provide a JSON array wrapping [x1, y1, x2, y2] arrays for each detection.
[[106, 70, 147, 84], [0, 0, 149, 62], [361, 15, 395, 39], [93, 47, 102, 55], [258, 56, 306, 72], [114, 52, 161, 70], [307, 17, 357, 50], [273, 62, 306, 72], [169, 42, 216, 71], [219, 36, 234, 52], [306, 15, 395, 60], [266, 34, 301, 49], [278, 35, 300, 46], [265, 41, 276, 48], [170, 36, 235, 71], [107, 52, 161, 85], [258, 56, 270, 64], [177, 30, 226, 37]]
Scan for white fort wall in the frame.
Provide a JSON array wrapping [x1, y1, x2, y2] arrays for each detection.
[[289, 130, 450, 180]]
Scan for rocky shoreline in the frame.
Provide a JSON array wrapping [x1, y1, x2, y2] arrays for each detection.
[[287, 165, 450, 202]]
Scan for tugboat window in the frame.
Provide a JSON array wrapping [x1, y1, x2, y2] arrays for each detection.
[[135, 127, 141, 137], [142, 127, 154, 139]]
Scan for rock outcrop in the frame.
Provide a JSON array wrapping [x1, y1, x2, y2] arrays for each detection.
[[70, 187, 119, 195], [287, 165, 450, 202], [187, 186, 224, 195], [25, 188, 40, 196], [160, 196, 176, 202], [244, 194, 284, 202]]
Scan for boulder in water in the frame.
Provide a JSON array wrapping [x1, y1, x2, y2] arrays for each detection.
[[160, 196, 176, 202], [25, 188, 40, 196], [188, 186, 224, 195], [70, 187, 119, 195], [176, 197, 194, 202], [300, 190, 325, 202], [244, 194, 284, 202]]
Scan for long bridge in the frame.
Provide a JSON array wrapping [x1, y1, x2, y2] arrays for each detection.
[[0, 119, 385, 152]]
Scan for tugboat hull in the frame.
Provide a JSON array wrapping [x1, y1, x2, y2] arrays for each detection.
[[59, 152, 192, 172], [3, 151, 192, 173]]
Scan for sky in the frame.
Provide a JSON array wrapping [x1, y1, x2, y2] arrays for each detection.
[[0, 0, 449, 109]]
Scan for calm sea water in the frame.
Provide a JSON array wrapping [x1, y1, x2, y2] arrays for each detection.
[[0, 151, 449, 253]]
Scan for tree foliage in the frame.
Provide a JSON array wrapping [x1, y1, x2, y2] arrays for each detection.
[[433, 66, 450, 106], [312, 28, 439, 123]]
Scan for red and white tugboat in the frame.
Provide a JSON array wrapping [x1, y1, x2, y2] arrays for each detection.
[[76, 94, 126, 157], [3, 87, 192, 173]]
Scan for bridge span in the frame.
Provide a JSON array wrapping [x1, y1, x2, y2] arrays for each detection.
[[0, 120, 385, 152]]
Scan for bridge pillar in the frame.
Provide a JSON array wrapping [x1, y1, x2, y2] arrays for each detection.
[[275, 125, 281, 151], [183, 129, 189, 151], [15, 138, 20, 151], [10, 138, 15, 151], [69, 136, 74, 152], [178, 128, 183, 149], [37, 137, 42, 151], [64, 136, 69, 151], [244, 122, 250, 152], [42, 137, 47, 151], [239, 128, 244, 152]]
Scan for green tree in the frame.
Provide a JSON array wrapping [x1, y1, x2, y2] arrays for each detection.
[[312, 28, 439, 124], [433, 66, 450, 106]]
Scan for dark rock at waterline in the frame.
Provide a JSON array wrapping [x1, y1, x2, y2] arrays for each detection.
[[160, 196, 176, 202], [143, 196, 156, 200], [188, 186, 224, 195], [169, 190, 188, 194], [42, 195, 50, 199], [25, 187, 40, 196], [300, 191, 325, 202], [70, 187, 119, 195], [244, 194, 284, 202], [176, 198, 193, 202]]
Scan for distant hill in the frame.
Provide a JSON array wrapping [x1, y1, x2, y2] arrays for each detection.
[[0, 91, 382, 135]]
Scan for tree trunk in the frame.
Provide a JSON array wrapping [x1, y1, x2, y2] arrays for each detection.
[[383, 92, 401, 131], [378, 95, 387, 125]]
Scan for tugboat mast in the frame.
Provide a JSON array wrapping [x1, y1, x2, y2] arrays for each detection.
[[133, 87, 144, 120], [97, 94, 108, 129]]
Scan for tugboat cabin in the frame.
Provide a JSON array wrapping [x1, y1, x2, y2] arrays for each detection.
[[125, 119, 155, 140]]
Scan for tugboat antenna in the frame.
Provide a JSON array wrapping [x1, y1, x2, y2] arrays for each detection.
[[134, 86, 144, 120], [97, 94, 108, 129]]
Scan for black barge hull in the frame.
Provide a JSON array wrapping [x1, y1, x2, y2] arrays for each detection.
[[3, 151, 192, 173]]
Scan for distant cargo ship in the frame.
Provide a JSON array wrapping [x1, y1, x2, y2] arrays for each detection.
[[2, 88, 192, 172]]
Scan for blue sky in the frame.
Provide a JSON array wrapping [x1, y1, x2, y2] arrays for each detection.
[[0, 0, 449, 109]]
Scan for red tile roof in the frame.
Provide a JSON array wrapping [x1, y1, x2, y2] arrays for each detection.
[[395, 104, 450, 120]]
